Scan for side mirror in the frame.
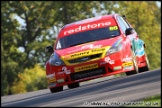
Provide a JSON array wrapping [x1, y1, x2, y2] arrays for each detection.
[[45, 46, 53, 53], [122, 15, 126, 19], [125, 28, 135, 36]]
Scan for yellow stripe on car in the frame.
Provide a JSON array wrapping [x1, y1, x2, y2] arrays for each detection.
[[61, 46, 111, 66], [62, 47, 106, 60]]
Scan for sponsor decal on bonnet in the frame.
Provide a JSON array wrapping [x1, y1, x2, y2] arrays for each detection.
[[67, 44, 103, 54], [81, 44, 102, 49], [63, 47, 106, 60]]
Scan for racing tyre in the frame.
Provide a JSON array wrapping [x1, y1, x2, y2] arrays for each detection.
[[68, 82, 80, 89], [126, 50, 139, 76], [50, 86, 63, 93], [139, 54, 150, 73]]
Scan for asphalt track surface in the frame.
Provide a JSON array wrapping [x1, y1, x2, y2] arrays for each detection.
[[1, 69, 161, 107]]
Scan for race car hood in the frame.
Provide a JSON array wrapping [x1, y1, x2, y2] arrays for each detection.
[[56, 36, 122, 54], [55, 36, 122, 63]]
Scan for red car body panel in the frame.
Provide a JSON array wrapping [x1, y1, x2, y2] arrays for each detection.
[[45, 14, 148, 89]]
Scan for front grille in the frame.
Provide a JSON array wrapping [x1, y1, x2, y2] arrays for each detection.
[[68, 53, 102, 64], [70, 67, 106, 81]]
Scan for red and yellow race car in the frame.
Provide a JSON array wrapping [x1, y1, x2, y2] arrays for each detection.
[[45, 14, 150, 93]]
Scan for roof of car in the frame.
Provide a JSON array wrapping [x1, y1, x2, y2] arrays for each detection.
[[61, 14, 118, 30]]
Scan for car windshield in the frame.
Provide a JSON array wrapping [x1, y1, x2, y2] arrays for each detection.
[[56, 26, 120, 50]]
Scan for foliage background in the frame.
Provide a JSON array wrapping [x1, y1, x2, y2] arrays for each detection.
[[1, 1, 161, 96]]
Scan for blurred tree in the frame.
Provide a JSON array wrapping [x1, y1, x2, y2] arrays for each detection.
[[11, 64, 47, 94], [7, 1, 58, 67], [1, 1, 26, 95]]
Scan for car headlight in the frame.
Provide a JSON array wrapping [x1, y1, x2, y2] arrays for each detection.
[[49, 52, 65, 66], [106, 43, 123, 56]]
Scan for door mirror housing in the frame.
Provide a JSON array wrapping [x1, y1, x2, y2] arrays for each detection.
[[122, 15, 126, 19], [45, 46, 53, 53], [125, 28, 135, 36]]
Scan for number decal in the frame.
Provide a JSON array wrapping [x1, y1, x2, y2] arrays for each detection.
[[109, 26, 118, 31]]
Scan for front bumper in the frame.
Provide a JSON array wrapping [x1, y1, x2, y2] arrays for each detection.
[[46, 55, 135, 88]]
